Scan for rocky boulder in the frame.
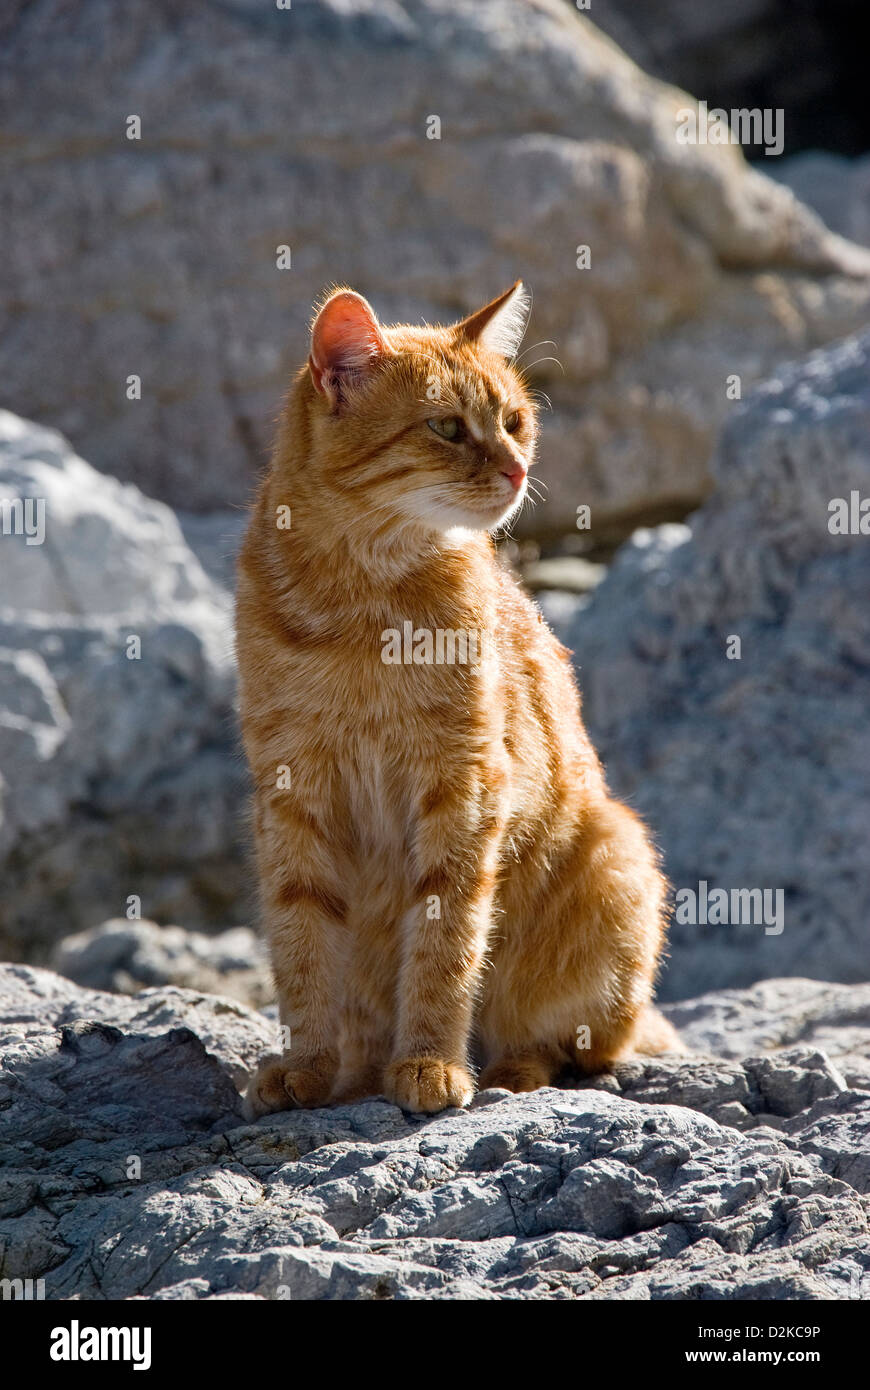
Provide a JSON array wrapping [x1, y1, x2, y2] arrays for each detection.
[[774, 153, 870, 251], [1, 964, 868, 1300], [50, 919, 272, 1009], [542, 329, 870, 998], [666, 979, 870, 1092], [2, 0, 870, 536], [0, 411, 248, 958]]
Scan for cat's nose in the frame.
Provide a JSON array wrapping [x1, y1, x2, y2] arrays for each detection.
[[500, 462, 528, 491]]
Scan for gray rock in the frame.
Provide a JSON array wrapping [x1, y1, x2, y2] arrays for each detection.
[[2, 0, 870, 536], [773, 153, 870, 251], [582, 1046, 849, 1132], [1, 964, 868, 1300], [663, 978, 870, 1090], [0, 963, 275, 1089], [543, 330, 870, 998], [519, 556, 606, 595], [0, 411, 221, 620], [50, 919, 273, 1010], [177, 511, 248, 594], [0, 413, 249, 956]]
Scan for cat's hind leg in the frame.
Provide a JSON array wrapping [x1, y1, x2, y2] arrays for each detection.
[[478, 795, 672, 1092], [479, 1045, 566, 1093]]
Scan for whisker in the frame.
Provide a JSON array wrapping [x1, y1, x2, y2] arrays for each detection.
[[513, 338, 556, 369], [519, 356, 564, 376]]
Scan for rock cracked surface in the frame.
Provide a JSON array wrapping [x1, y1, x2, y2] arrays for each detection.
[[2, 965, 868, 1300]]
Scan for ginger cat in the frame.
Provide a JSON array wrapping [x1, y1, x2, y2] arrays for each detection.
[[237, 281, 681, 1118]]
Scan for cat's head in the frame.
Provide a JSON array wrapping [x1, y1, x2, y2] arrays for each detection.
[[301, 282, 539, 536]]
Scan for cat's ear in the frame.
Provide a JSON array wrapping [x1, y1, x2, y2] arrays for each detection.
[[309, 289, 387, 408], [454, 280, 530, 360]]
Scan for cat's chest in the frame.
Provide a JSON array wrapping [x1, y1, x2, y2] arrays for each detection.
[[337, 668, 498, 858], [333, 617, 501, 838], [329, 632, 493, 750], [303, 600, 496, 719]]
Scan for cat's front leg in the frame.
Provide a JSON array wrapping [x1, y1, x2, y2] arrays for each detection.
[[245, 796, 345, 1119], [384, 774, 503, 1114]]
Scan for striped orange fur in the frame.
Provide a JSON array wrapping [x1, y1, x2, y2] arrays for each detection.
[[236, 282, 681, 1117]]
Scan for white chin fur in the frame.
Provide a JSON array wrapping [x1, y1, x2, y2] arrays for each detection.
[[495, 491, 526, 529], [438, 499, 522, 534], [443, 525, 477, 545], [399, 486, 526, 537]]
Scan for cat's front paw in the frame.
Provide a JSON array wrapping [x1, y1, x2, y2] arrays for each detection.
[[384, 1057, 474, 1114], [244, 1051, 337, 1119]]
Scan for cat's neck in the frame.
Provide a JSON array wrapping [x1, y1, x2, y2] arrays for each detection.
[[253, 474, 496, 640], [267, 483, 492, 588]]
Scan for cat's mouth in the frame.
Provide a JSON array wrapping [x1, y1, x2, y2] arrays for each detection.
[[465, 476, 528, 529], [396, 475, 528, 536]]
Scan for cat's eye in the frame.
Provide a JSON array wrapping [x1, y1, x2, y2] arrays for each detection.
[[503, 410, 520, 434], [427, 416, 463, 441]]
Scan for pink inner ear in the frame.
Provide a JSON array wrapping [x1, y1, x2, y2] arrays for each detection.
[[311, 292, 384, 375]]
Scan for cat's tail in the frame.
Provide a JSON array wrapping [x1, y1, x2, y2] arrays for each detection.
[[629, 1004, 687, 1057]]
